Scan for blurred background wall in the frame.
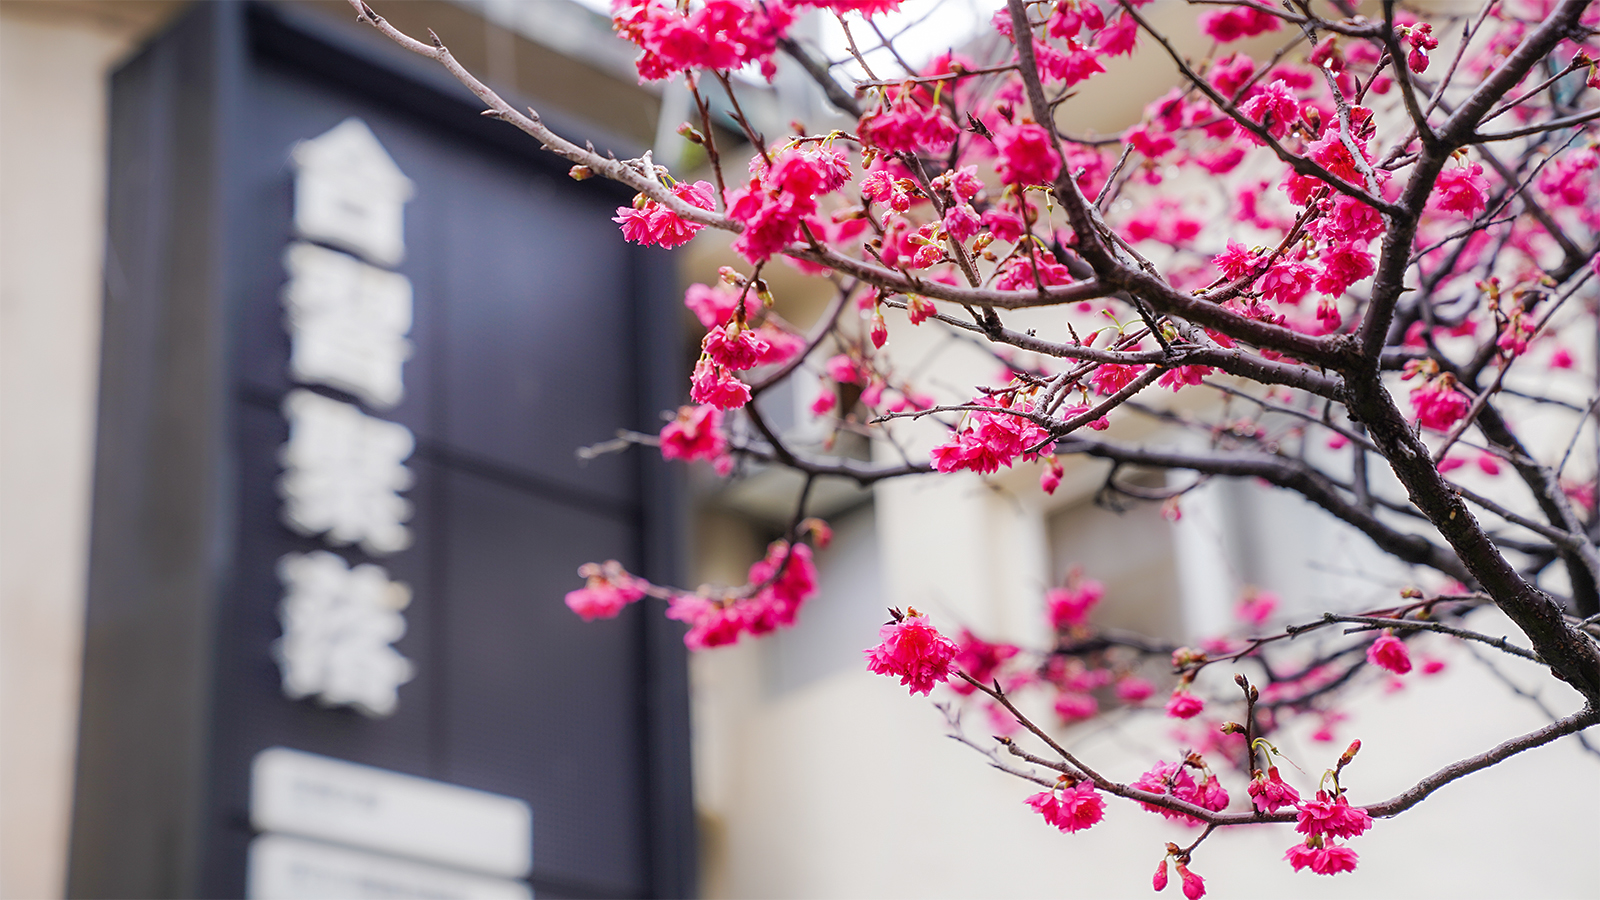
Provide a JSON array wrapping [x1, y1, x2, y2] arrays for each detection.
[[2, 5, 184, 896]]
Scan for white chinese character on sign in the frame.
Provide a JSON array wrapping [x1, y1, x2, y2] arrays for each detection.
[[283, 242, 413, 409], [273, 550, 415, 717], [292, 118, 415, 268], [279, 389, 415, 555]]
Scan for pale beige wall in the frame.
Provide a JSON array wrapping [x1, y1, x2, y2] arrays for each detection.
[[0, 4, 180, 897]]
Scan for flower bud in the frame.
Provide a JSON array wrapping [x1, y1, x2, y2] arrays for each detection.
[[799, 517, 833, 549], [568, 165, 593, 181], [676, 122, 705, 145]]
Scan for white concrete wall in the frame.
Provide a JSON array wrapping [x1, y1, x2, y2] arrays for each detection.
[[0, 5, 179, 897]]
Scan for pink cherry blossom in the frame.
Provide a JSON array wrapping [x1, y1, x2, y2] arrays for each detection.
[[1159, 365, 1214, 392], [1049, 0, 1104, 38], [1037, 39, 1105, 86], [1259, 261, 1316, 304], [1433, 162, 1489, 216], [1314, 195, 1386, 243], [950, 630, 1019, 694], [1239, 79, 1300, 139], [1040, 457, 1064, 494], [1295, 791, 1372, 839], [1116, 676, 1155, 703], [1213, 240, 1262, 280], [703, 324, 772, 370], [1095, 10, 1140, 56], [1092, 362, 1146, 395], [1200, 4, 1279, 43], [865, 611, 961, 695], [1047, 579, 1104, 628], [1166, 689, 1205, 719], [859, 94, 959, 155], [684, 282, 760, 329], [664, 540, 819, 648], [1498, 312, 1535, 358], [1176, 862, 1206, 900], [690, 360, 752, 410], [1132, 761, 1230, 824], [1314, 242, 1376, 297], [943, 203, 982, 242], [1235, 589, 1279, 626], [1285, 839, 1360, 874], [666, 594, 747, 649], [1409, 375, 1469, 431], [1209, 52, 1257, 96], [1536, 151, 1597, 206], [1248, 766, 1301, 812], [742, 541, 818, 634], [1126, 124, 1177, 160], [995, 123, 1062, 186], [1054, 692, 1099, 722], [1367, 631, 1413, 674], [825, 354, 866, 385], [612, 180, 715, 248], [982, 207, 1028, 242], [1153, 858, 1169, 892], [995, 253, 1074, 291], [864, 312, 887, 351], [1404, 22, 1438, 73], [929, 399, 1055, 475], [860, 167, 912, 211], [659, 404, 728, 467], [565, 561, 649, 620], [725, 180, 806, 264], [1025, 780, 1106, 832], [1315, 296, 1343, 331], [614, 0, 795, 81]]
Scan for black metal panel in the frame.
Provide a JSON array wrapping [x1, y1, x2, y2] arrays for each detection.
[[70, 5, 236, 896], [73, 2, 694, 897], [439, 470, 647, 896]]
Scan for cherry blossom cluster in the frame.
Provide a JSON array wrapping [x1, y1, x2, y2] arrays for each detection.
[[667, 539, 820, 648], [855, 563, 1483, 896], [597, 0, 1600, 512]]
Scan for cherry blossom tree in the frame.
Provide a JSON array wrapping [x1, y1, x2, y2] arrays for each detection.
[[350, 0, 1600, 894]]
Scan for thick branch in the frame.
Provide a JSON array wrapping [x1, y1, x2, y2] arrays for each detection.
[[1342, 370, 1600, 703]]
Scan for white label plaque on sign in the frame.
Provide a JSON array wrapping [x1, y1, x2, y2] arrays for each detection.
[[247, 835, 532, 900], [251, 748, 533, 879]]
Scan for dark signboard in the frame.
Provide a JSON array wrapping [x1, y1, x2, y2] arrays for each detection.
[[69, 3, 693, 897]]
